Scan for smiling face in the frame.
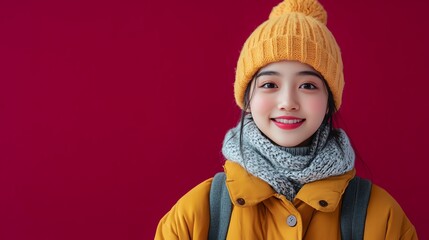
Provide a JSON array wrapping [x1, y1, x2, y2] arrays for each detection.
[[248, 61, 329, 147]]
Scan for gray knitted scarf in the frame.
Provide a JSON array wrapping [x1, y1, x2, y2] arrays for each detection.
[[222, 116, 355, 201]]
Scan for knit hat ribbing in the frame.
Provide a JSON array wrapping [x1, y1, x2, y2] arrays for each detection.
[[234, 0, 344, 110]]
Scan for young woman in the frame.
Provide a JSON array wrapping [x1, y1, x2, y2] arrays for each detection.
[[155, 0, 418, 239]]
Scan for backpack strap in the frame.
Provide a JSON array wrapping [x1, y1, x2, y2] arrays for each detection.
[[208, 172, 232, 240], [208, 173, 372, 240], [340, 176, 372, 240]]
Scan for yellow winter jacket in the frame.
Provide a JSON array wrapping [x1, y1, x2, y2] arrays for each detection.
[[155, 161, 417, 239]]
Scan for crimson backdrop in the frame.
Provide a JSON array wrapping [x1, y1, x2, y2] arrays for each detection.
[[0, 0, 427, 239]]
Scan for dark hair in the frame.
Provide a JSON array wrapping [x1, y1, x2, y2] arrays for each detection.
[[238, 75, 339, 157]]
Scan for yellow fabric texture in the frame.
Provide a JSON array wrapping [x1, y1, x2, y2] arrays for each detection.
[[155, 161, 417, 239], [234, 0, 344, 109]]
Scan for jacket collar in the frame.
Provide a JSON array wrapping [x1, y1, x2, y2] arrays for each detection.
[[224, 160, 355, 212]]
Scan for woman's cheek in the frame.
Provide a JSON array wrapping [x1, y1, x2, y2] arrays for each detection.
[[250, 95, 273, 113], [308, 97, 328, 114]]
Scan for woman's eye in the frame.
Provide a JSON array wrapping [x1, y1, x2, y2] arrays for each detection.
[[261, 83, 277, 88], [299, 83, 317, 89]]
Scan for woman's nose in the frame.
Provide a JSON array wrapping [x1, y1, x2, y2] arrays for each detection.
[[277, 90, 299, 111]]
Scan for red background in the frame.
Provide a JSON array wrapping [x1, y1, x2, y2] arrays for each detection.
[[0, 0, 427, 239]]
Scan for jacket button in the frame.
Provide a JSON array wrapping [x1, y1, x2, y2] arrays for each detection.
[[319, 200, 328, 207], [286, 215, 297, 227], [236, 198, 245, 205]]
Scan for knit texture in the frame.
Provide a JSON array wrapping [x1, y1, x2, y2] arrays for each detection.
[[234, 0, 344, 109], [222, 116, 355, 201]]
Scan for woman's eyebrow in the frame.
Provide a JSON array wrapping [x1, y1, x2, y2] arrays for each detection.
[[297, 70, 323, 80], [254, 71, 281, 79]]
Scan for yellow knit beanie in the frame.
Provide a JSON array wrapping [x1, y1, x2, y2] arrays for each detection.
[[234, 0, 344, 110]]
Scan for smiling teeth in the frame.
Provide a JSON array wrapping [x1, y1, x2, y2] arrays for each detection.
[[275, 119, 303, 124]]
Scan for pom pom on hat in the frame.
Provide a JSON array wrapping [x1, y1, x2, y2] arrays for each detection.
[[269, 0, 327, 24], [234, 0, 344, 110]]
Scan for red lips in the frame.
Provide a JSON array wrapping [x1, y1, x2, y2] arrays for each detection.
[[272, 116, 305, 130]]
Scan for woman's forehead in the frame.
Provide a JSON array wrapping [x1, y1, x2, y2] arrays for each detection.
[[258, 60, 316, 73]]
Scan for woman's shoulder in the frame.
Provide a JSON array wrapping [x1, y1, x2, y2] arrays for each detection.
[[164, 177, 213, 219], [368, 183, 411, 218], [155, 177, 213, 239], [369, 183, 402, 209], [176, 177, 213, 207], [365, 182, 418, 239]]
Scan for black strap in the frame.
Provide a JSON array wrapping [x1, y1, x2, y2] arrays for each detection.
[[340, 176, 372, 240], [209, 173, 372, 240], [208, 172, 232, 240]]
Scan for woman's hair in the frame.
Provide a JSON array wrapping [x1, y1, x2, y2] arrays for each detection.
[[238, 74, 339, 157]]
